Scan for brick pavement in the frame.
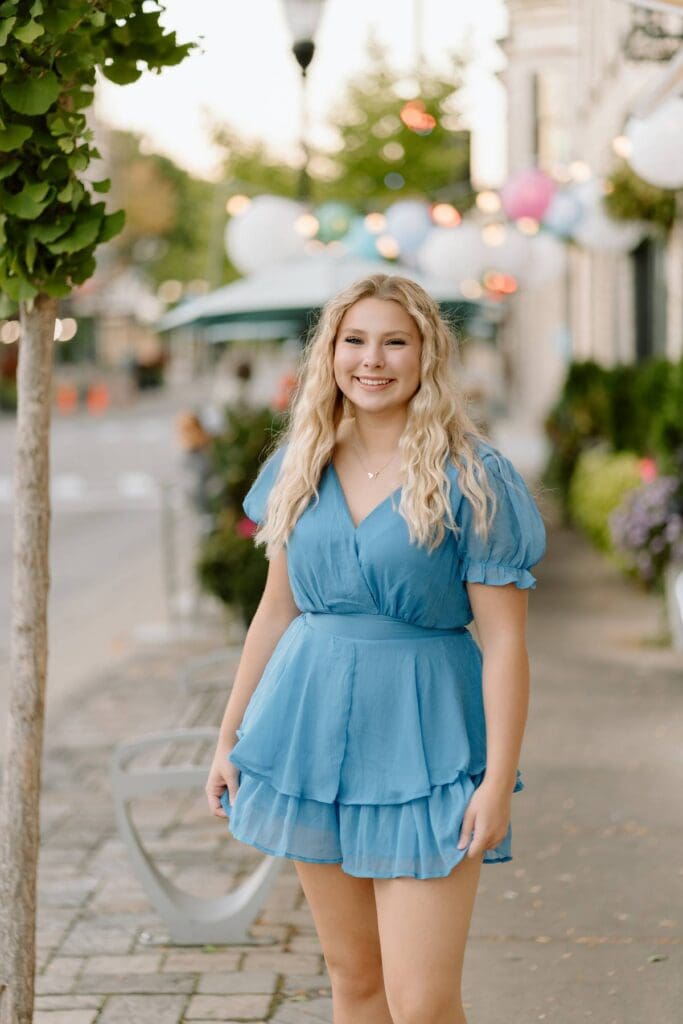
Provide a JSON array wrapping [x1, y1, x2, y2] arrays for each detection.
[[27, 511, 683, 1023]]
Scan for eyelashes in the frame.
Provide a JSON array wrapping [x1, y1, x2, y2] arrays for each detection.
[[344, 337, 406, 345]]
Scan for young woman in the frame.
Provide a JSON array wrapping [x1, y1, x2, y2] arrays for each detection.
[[206, 273, 546, 1024]]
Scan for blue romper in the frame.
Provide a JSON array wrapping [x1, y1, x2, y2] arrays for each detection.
[[220, 438, 547, 879]]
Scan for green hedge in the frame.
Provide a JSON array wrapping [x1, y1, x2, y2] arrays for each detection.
[[195, 401, 286, 627], [543, 356, 683, 512]]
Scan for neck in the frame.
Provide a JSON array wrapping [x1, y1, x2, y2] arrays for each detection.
[[349, 408, 407, 456]]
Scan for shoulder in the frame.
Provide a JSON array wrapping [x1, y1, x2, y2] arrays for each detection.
[[445, 438, 511, 486]]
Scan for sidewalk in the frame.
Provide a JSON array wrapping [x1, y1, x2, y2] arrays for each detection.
[[31, 510, 682, 1024]]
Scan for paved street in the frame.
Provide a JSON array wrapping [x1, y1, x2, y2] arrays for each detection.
[[0, 376, 215, 762], [23, 493, 682, 1023]]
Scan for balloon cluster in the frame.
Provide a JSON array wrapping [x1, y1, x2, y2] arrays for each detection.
[[223, 158, 656, 301]]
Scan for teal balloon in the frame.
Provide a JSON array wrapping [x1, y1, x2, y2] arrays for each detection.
[[314, 202, 355, 243], [341, 216, 381, 259]]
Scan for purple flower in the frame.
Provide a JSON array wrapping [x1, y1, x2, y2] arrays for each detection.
[[610, 474, 683, 585]]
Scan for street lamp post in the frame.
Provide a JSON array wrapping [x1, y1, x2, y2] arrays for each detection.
[[281, 0, 325, 201]]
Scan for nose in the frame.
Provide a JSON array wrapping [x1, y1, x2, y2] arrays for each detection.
[[362, 347, 384, 368]]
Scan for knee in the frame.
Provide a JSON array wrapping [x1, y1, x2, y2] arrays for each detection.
[[386, 983, 461, 1024], [325, 952, 384, 1001]]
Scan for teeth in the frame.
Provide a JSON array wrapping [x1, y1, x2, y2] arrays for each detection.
[[357, 378, 392, 385]]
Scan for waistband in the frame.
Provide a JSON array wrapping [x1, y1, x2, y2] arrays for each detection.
[[302, 611, 468, 641]]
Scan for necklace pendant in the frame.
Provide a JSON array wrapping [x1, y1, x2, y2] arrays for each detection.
[[368, 471, 375, 479]]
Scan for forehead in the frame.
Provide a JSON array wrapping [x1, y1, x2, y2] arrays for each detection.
[[338, 296, 418, 333]]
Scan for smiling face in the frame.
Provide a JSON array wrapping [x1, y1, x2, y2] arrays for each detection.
[[333, 296, 422, 413]]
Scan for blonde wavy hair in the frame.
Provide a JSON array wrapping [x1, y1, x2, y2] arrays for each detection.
[[252, 273, 499, 559]]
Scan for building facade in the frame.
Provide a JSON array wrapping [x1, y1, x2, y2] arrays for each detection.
[[500, 0, 683, 431]]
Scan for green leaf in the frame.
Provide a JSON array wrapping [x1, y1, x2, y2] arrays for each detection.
[[0, 156, 19, 179], [101, 60, 141, 85], [2, 71, 60, 115], [0, 123, 32, 150], [13, 18, 44, 43], [67, 150, 88, 171], [29, 0, 43, 16], [0, 18, 16, 47], [41, 276, 71, 297], [98, 208, 125, 243], [0, 3, 18, 16], [47, 209, 103, 254], [67, 251, 96, 284], [92, 178, 110, 193], [30, 214, 74, 243], [0, 182, 50, 218], [0, 271, 37, 302], [0, 62, 8, 75], [57, 136, 75, 154], [47, 115, 69, 136], [57, 180, 73, 202], [41, 8, 80, 34]]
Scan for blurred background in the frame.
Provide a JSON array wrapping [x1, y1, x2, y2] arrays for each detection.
[[1, 6, 681, 1020], [1, 0, 682, 735]]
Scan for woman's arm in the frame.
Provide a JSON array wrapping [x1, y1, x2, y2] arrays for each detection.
[[457, 581, 531, 858], [206, 546, 300, 817], [468, 581, 530, 794], [217, 545, 301, 749]]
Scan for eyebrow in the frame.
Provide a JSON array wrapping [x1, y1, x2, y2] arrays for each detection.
[[341, 328, 413, 336]]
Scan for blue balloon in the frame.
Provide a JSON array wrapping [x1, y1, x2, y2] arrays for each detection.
[[385, 199, 432, 254], [542, 187, 583, 238], [341, 216, 381, 260]]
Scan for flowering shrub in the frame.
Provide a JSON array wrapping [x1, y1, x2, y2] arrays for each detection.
[[567, 446, 641, 551], [609, 471, 683, 588]]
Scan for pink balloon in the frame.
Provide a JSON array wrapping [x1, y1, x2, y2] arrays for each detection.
[[501, 168, 556, 222]]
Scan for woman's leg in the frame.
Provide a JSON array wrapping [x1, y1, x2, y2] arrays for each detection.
[[293, 860, 394, 1024], [374, 852, 484, 1024]]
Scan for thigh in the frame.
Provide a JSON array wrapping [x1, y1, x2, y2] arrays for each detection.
[[374, 853, 484, 1001], [293, 860, 383, 979]]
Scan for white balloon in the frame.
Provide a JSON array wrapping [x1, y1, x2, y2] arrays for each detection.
[[571, 179, 649, 253], [519, 232, 568, 289], [626, 97, 683, 189], [384, 200, 433, 255], [416, 223, 488, 283], [225, 195, 309, 274], [480, 225, 532, 278]]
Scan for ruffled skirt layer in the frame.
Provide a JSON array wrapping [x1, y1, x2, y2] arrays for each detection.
[[220, 612, 525, 879]]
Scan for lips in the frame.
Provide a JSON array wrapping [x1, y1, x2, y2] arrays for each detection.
[[353, 377, 395, 387]]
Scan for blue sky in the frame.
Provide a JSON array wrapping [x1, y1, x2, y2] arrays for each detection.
[[95, 0, 508, 185]]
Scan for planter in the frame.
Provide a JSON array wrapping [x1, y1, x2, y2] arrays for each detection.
[[664, 560, 683, 651]]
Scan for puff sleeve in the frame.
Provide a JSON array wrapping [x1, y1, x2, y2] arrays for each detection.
[[455, 447, 547, 590], [242, 443, 288, 525]]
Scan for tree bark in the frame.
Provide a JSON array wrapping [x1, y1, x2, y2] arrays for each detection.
[[0, 294, 57, 1024]]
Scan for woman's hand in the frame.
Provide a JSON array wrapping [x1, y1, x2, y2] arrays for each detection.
[[457, 779, 512, 860], [205, 742, 241, 819]]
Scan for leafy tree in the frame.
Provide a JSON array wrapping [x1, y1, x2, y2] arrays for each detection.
[[314, 37, 473, 209], [0, 5, 194, 1023], [211, 37, 473, 215]]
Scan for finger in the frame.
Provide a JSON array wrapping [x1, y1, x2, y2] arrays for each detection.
[[458, 811, 474, 849]]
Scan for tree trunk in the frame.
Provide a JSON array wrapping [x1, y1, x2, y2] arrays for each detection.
[[0, 294, 57, 1024]]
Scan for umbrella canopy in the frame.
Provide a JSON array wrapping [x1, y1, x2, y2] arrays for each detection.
[[156, 253, 483, 341]]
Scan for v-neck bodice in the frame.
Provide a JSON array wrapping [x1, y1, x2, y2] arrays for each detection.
[[241, 440, 547, 630], [328, 461, 402, 532]]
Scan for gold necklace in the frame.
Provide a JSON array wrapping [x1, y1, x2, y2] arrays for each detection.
[[351, 426, 400, 480]]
